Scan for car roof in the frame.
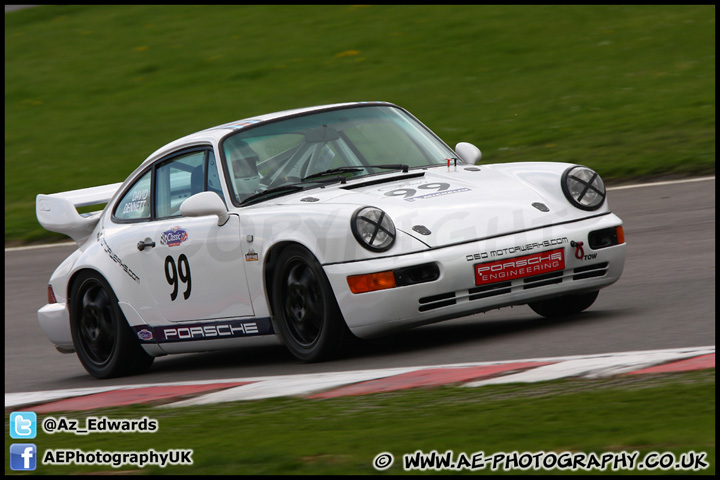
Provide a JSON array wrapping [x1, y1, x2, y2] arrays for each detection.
[[141, 101, 393, 166]]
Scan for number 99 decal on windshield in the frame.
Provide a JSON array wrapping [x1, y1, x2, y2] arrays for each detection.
[[165, 254, 192, 301]]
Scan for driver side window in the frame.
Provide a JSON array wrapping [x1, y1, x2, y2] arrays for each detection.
[[155, 151, 206, 219]]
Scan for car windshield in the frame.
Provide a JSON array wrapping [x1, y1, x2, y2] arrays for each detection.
[[220, 104, 459, 205]]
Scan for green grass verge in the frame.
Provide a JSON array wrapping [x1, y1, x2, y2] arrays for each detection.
[[5, 370, 715, 475], [4, 5, 715, 244]]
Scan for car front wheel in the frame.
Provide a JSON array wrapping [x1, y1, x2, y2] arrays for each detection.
[[271, 245, 349, 362], [528, 290, 599, 318], [70, 271, 154, 378]]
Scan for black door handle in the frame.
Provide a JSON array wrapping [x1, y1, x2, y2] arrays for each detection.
[[137, 238, 156, 251]]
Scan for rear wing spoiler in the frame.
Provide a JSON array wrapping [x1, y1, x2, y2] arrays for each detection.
[[36, 183, 123, 244]]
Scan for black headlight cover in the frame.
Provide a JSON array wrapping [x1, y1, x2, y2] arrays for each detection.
[[351, 206, 396, 252], [561, 165, 606, 211]]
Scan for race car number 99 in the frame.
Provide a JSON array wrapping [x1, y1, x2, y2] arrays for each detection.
[[384, 183, 450, 199], [165, 254, 192, 301]]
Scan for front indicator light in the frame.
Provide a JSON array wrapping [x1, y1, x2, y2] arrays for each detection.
[[588, 225, 626, 249], [616, 225, 625, 244], [347, 271, 396, 294]]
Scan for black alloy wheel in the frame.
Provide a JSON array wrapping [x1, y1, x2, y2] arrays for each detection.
[[70, 271, 153, 378], [271, 246, 349, 362]]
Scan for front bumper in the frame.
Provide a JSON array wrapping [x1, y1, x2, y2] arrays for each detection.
[[324, 214, 626, 338]]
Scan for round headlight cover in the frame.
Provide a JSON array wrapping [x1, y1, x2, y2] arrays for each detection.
[[351, 207, 396, 252], [561, 165, 606, 211]]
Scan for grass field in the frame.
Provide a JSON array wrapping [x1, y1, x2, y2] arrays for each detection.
[[4, 370, 715, 475], [4, 5, 715, 244]]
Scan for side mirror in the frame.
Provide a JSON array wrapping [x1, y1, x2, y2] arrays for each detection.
[[455, 142, 482, 165], [180, 191, 229, 226]]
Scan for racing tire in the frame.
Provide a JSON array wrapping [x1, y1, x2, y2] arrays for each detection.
[[69, 271, 154, 378], [528, 290, 599, 318], [271, 245, 349, 362]]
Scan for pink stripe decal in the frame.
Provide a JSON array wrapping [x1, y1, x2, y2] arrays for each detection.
[[309, 362, 555, 399]]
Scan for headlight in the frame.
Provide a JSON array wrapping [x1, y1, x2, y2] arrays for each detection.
[[561, 165, 606, 211], [351, 207, 396, 252]]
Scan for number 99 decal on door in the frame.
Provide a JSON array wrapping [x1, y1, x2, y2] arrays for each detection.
[[165, 255, 191, 301]]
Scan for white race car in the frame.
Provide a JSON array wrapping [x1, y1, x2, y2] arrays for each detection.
[[36, 101, 626, 378]]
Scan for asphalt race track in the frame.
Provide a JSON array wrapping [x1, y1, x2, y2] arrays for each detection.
[[4, 177, 715, 395]]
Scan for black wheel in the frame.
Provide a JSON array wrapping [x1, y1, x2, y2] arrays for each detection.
[[70, 271, 154, 378], [528, 290, 599, 318], [271, 245, 349, 362]]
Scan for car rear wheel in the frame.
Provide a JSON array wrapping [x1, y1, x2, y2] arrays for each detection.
[[528, 290, 599, 318], [70, 271, 154, 378], [271, 245, 348, 362]]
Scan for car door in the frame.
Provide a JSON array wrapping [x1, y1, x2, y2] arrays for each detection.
[[111, 147, 254, 324]]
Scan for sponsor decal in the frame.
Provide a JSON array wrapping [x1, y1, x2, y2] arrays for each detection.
[[96, 231, 141, 283], [160, 226, 188, 247], [474, 248, 565, 286], [404, 187, 471, 202], [137, 329, 154, 341], [132, 318, 274, 344], [245, 249, 259, 262], [466, 237, 569, 262]]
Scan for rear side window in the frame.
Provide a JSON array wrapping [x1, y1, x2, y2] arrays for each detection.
[[114, 171, 151, 220]]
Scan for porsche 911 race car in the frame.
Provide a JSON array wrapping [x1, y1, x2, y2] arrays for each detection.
[[36, 101, 626, 378]]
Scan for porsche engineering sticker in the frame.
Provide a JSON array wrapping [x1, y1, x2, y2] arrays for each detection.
[[474, 248, 565, 286]]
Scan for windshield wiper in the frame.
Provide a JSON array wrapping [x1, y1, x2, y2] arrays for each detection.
[[241, 176, 349, 206], [240, 183, 307, 206], [302, 167, 365, 182], [302, 164, 410, 182], [372, 163, 409, 173]]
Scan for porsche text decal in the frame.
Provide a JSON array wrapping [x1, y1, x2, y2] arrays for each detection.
[[133, 317, 274, 343]]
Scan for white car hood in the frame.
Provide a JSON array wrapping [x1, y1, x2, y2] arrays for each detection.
[[278, 163, 603, 248]]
